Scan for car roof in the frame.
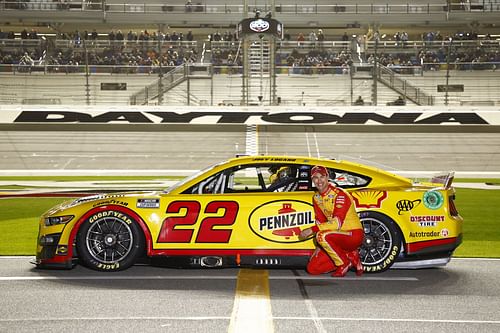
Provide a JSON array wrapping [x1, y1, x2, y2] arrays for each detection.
[[168, 155, 411, 191]]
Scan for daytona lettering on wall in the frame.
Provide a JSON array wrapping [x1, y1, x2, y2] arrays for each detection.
[[7, 109, 491, 125]]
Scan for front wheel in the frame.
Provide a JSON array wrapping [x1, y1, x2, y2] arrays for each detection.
[[358, 211, 402, 273], [76, 210, 144, 271]]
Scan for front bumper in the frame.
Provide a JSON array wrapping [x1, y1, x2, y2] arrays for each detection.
[[35, 233, 74, 269]]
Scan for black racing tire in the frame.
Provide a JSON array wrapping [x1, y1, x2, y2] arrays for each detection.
[[358, 211, 402, 273], [76, 210, 145, 272]]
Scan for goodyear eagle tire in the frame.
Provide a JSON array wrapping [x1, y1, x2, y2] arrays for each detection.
[[358, 211, 402, 273], [76, 210, 144, 271]]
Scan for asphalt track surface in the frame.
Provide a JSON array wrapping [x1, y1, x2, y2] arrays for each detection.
[[1, 125, 500, 333], [2, 126, 500, 173], [1, 257, 499, 333]]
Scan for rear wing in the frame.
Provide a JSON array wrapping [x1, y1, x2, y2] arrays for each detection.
[[429, 171, 455, 189]]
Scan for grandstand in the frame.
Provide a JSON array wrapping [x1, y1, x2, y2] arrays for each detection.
[[1, 0, 500, 106]]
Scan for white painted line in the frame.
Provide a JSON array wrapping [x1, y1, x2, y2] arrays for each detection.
[[1, 316, 498, 325], [1, 169, 500, 178], [0, 275, 418, 282], [304, 296, 327, 333], [269, 276, 418, 281], [273, 317, 500, 325], [0, 169, 198, 176], [0, 316, 231, 323], [313, 132, 321, 158], [305, 132, 312, 157], [0, 275, 237, 281], [452, 257, 500, 261], [1, 256, 497, 261]]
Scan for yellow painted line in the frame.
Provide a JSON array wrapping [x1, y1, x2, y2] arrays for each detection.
[[228, 268, 273, 333]]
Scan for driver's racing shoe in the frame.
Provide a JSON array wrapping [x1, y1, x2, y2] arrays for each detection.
[[347, 250, 363, 276], [331, 262, 352, 277]]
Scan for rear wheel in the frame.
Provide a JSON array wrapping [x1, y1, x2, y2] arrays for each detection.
[[359, 211, 402, 273], [76, 210, 144, 271]]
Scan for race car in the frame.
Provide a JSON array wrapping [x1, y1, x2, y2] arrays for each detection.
[[35, 155, 463, 273]]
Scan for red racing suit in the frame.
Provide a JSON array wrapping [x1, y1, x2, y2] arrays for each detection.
[[307, 183, 364, 275]]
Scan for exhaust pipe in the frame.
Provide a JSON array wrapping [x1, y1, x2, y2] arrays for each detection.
[[200, 256, 223, 268]]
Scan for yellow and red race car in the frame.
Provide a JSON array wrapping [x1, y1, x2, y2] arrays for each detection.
[[35, 155, 463, 273]]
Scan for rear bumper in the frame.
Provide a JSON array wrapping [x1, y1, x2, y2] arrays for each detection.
[[395, 234, 462, 269], [405, 234, 462, 256], [392, 256, 450, 269]]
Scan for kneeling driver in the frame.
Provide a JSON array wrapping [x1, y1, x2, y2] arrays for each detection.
[[300, 166, 364, 277]]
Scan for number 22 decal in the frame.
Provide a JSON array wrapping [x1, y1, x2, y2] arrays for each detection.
[[157, 200, 239, 243]]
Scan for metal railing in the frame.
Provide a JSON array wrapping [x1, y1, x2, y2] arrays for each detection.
[[2, 38, 498, 51], [377, 65, 434, 105], [1, 62, 500, 106], [53, 39, 198, 49], [129, 63, 212, 105]]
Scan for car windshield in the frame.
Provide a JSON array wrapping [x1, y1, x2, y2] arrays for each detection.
[[163, 161, 223, 194]]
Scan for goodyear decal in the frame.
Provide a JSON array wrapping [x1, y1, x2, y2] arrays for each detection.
[[249, 200, 314, 243], [351, 190, 387, 209], [88, 211, 132, 224], [92, 199, 129, 208]]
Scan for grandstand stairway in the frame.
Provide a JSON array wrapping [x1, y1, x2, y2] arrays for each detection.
[[129, 64, 212, 105], [376, 65, 435, 105]]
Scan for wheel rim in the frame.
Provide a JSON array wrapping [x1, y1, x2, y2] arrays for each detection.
[[85, 216, 134, 264], [359, 217, 393, 265]]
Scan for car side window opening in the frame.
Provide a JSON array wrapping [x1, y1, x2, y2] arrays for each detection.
[[322, 168, 371, 189], [229, 164, 322, 193], [229, 166, 264, 192], [185, 165, 371, 195], [188, 172, 227, 194]]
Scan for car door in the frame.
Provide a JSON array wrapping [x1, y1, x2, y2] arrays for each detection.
[[151, 163, 317, 255]]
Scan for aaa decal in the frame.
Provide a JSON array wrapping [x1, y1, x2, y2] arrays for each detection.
[[351, 190, 387, 209], [396, 199, 421, 215], [249, 200, 314, 243]]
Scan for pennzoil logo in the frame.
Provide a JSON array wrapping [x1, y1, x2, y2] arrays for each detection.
[[249, 200, 314, 243], [351, 190, 387, 208]]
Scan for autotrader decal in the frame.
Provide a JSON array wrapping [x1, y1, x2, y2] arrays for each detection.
[[409, 231, 441, 238]]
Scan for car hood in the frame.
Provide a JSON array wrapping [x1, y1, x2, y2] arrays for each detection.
[[43, 191, 161, 217]]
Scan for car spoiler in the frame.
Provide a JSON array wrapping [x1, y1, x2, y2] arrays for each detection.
[[429, 171, 455, 189]]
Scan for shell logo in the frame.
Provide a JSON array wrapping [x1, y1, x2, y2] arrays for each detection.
[[248, 200, 314, 243], [351, 190, 387, 208]]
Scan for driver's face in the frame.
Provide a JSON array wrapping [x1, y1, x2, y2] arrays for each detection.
[[312, 173, 329, 193]]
